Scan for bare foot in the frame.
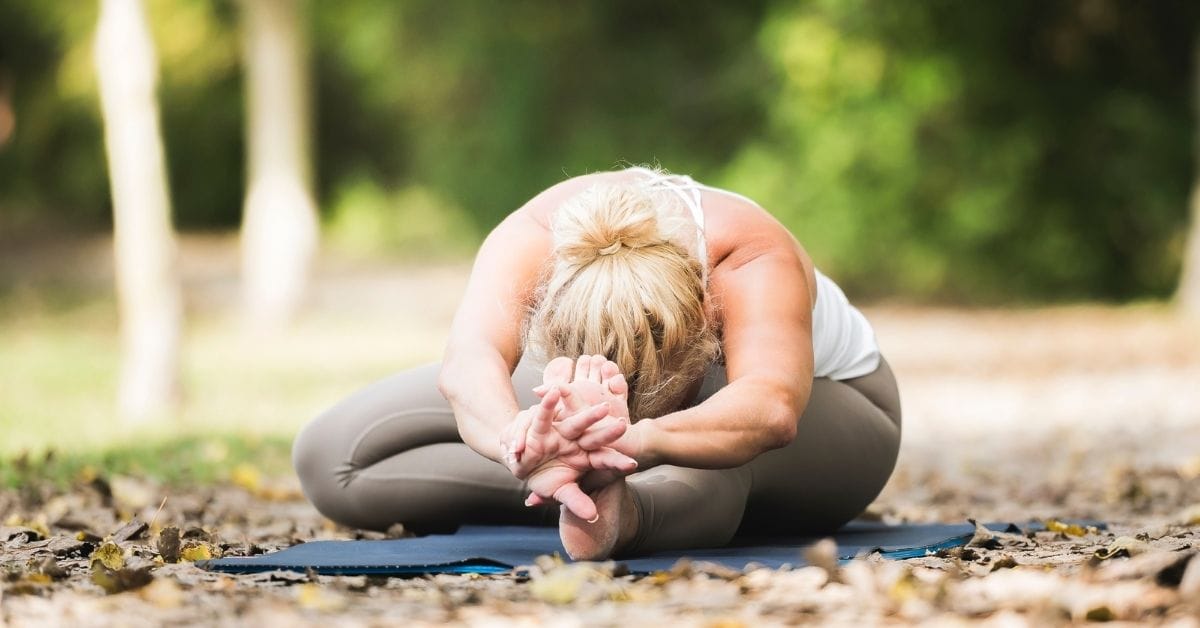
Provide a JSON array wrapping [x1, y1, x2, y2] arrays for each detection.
[[541, 355, 630, 420], [558, 478, 638, 561]]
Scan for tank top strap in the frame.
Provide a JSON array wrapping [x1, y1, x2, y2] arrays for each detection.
[[627, 167, 708, 272]]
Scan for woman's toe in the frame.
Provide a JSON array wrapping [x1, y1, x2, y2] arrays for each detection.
[[543, 356, 575, 387]]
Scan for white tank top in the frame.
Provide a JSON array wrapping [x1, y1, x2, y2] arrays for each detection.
[[630, 167, 881, 380]]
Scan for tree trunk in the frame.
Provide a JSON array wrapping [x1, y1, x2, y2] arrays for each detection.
[[239, 0, 318, 328], [94, 0, 183, 423], [1180, 38, 1200, 316]]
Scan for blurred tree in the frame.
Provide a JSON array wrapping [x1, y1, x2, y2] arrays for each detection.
[[94, 0, 182, 422], [3, 0, 1198, 304], [1179, 39, 1200, 315], [238, 0, 317, 327], [725, 0, 1198, 302]]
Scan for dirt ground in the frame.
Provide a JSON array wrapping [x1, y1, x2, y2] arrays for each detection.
[[2, 241, 1199, 626]]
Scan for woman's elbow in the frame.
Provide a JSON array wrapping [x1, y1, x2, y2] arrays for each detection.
[[764, 402, 799, 449]]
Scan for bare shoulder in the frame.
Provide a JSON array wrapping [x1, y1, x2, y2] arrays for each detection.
[[702, 189, 816, 303]]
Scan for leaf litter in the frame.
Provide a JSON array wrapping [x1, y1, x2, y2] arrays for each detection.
[[2, 308, 1200, 625]]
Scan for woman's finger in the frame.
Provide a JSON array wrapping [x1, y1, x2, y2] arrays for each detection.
[[587, 448, 639, 474], [529, 388, 561, 437], [575, 417, 628, 451], [554, 402, 610, 440], [509, 409, 534, 459], [554, 383, 586, 414], [553, 483, 598, 523], [524, 493, 546, 507]]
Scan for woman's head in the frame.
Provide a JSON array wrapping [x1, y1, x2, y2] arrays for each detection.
[[526, 175, 719, 420]]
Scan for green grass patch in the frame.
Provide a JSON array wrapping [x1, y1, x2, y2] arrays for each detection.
[[0, 432, 294, 490]]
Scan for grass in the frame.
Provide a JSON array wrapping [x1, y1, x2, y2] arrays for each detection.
[[0, 433, 294, 490], [0, 271, 456, 483]]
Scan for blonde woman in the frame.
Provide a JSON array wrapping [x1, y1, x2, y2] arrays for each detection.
[[293, 166, 901, 560]]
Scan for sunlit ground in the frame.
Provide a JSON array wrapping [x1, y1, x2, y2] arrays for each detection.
[[0, 234, 467, 461]]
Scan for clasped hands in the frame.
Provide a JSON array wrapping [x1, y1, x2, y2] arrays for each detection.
[[498, 355, 639, 522]]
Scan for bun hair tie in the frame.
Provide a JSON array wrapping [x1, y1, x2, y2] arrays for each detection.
[[598, 240, 622, 256]]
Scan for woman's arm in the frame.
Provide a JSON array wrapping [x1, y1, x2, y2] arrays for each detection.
[[438, 209, 550, 462], [621, 244, 816, 469], [439, 174, 609, 462]]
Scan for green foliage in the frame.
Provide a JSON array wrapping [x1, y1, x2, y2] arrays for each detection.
[[726, 0, 1197, 301], [0, 0, 1197, 301], [0, 434, 292, 489], [325, 177, 479, 259]]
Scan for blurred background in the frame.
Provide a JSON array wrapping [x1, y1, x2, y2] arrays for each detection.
[[1, 0, 1198, 490]]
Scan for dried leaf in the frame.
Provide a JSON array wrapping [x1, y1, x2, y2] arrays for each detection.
[[91, 563, 154, 595], [967, 520, 1001, 549], [157, 526, 181, 563], [1084, 606, 1115, 622], [1180, 555, 1200, 600], [90, 541, 125, 571], [991, 555, 1019, 571], [36, 556, 68, 580], [529, 562, 613, 605], [109, 518, 148, 543], [230, 463, 262, 493], [1095, 536, 1150, 560], [803, 538, 842, 584], [0, 526, 43, 544], [137, 577, 185, 608], [1045, 519, 1088, 537], [295, 583, 347, 612], [180, 542, 214, 562]]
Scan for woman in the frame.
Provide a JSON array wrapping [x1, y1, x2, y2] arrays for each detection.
[[292, 166, 901, 561]]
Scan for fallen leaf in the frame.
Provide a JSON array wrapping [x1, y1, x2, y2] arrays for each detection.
[[967, 520, 1001, 550], [1045, 519, 1088, 537], [1095, 537, 1150, 560], [157, 526, 181, 563], [109, 518, 148, 543], [1180, 555, 1200, 600], [91, 563, 154, 595], [230, 463, 262, 493], [180, 542, 214, 562], [90, 541, 125, 571], [295, 583, 347, 612], [137, 577, 185, 608], [991, 555, 1019, 571], [802, 538, 842, 584], [37, 556, 68, 580]]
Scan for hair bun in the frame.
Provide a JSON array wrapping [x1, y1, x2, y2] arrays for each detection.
[[553, 182, 666, 264]]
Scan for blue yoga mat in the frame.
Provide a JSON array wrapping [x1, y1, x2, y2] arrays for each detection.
[[200, 521, 1020, 576]]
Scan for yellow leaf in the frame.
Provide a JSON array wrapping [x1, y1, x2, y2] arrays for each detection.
[[1045, 519, 1087, 537], [180, 543, 213, 562], [91, 542, 125, 570], [138, 578, 184, 608], [76, 465, 98, 484], [1178, 504, 1200, 526], [231, 463, 262, 492], [295, 583, 347, 612]]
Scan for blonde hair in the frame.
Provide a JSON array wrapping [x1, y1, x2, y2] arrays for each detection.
[[526, 174, 720, 420]]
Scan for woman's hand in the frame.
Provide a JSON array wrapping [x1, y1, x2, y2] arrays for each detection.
[[500, 388, 637, 521]]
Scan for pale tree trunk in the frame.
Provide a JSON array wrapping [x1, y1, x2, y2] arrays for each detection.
[[1180, 38, 1200, 316], [239, 0, 318, 329], [1181, 191, 1200, 315], [94, 0, 183, 423]]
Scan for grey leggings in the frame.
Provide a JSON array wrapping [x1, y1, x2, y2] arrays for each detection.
[[292, 357, 901, 554]]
